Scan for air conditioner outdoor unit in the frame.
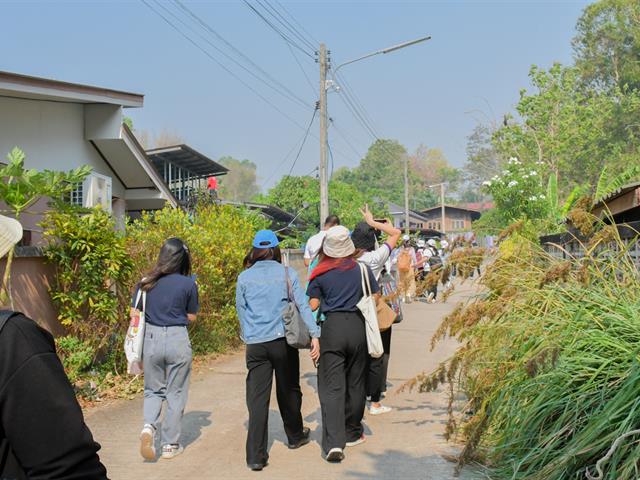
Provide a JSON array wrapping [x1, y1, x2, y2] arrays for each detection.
[[84, 173, 112, 213]]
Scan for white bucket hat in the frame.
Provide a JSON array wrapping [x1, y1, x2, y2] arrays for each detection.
[[0, 215, 22, 259], [323, 225, 355, 258]]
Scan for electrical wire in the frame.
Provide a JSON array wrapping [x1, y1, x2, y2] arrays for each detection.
[[171, 0, 310, 110], [287, 107, 318, 177], [328, 140, 335, 179], [335, 71, 380, 137], [286, 42, 317, 96], [274, 0, 320, 47], [329, 117, 364, 159], [256, 0, 317, 52], [140, 0, 313, 134], [242, 0, 314, 59], [155, 0, 310, 110]]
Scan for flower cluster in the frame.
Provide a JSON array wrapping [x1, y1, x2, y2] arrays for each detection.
[[482, 157, 549, 222]]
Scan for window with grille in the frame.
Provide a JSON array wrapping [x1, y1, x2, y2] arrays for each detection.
[[67, 182, 84, 206]]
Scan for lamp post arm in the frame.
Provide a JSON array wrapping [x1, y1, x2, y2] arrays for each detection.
[[333, 35, 431, 76]]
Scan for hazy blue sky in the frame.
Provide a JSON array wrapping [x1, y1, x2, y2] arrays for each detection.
[[1, 0, 590, 189]]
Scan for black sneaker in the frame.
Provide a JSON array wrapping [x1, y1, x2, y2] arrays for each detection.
[[247, 462, 268, 471], [287, 427, 311, 449]]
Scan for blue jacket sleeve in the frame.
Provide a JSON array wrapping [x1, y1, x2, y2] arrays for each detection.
[[235, 276, 247, 334], [290, 269, 321, 338]]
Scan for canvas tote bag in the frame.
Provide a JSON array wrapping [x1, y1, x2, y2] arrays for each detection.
[[356, 263, 384, 358], [283, 267, 311, 349], [124, 288, 146, 374]]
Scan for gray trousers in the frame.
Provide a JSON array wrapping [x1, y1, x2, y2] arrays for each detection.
[[143, 324, 192, 446]]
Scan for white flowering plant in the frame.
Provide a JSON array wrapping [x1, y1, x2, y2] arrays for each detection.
[[482, 157, 549, 222]]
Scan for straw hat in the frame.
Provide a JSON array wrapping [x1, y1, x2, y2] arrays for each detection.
[[0, 215, 23, 259], [323, 225, 355, 258]]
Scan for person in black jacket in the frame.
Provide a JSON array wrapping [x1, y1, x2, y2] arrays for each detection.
[[0, 214, 108, 479]]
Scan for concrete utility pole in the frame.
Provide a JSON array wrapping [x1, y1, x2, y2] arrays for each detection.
[[404, 154, 410, 233], [440, 182, 446, 234], [318, 43, 329, 227]]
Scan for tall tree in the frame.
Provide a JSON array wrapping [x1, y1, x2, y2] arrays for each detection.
[[218, 157, 259, 202], [573, 0, 640, 91], [492, 63, 640, 191]]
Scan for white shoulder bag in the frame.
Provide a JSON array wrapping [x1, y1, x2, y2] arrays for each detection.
[[356, 263, 384, 358], [124, 288, 146, 375]]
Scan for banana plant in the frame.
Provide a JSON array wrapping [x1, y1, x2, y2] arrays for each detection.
[[594, 165, 640, 203], [546, 172, 588, 223], [0, 147, 91, 307]]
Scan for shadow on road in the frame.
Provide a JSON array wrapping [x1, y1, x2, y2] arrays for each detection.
[[181, 410, 213, 448]]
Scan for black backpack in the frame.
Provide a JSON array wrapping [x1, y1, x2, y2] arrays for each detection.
[[428, 247, 443, 269], [0, 310, 28, 480]]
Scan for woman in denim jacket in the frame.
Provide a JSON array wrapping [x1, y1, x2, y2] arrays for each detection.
[[235, 230, 321, 472]]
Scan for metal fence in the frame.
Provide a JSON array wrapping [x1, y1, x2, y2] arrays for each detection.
[[540, 221, 640, 268]]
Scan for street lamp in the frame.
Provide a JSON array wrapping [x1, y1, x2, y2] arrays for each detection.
[[317, 35, 432, 228]]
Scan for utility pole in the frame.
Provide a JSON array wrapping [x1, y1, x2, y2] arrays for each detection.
[[404, 154, 410, 234], [440, 182, 446, 234], [318, 43, 329, 227]]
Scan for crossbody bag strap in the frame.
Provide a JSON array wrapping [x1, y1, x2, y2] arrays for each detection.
[[284, 266, 294, 302], [359, 263, 371, 297], [0, 310, 20, 334]]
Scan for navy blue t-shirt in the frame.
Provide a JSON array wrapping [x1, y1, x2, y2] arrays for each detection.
[[307, 264, 379, 314], [132, 273, 199, 327]]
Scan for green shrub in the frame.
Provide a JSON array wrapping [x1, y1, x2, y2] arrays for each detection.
[[55, 335, 95, 383], [42, 207, 134, 341], [126, 203, 268, 354]]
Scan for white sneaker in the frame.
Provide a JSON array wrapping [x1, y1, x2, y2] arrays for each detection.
[[369, 405, 392, 416], [345, 434, 367, 447], [161, 444, 184, 459], [140, 425, 156, 460], [426, 292, 434, 301], [325, 447, 345, 462]]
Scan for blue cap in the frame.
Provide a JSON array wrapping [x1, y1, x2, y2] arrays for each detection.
[[252, 230, 279, 249]]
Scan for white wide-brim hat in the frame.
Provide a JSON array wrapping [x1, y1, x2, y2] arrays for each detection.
[[323, 225, 355, 258], [0, 215, 23, 259]]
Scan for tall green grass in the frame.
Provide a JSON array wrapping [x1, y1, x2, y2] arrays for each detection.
[[427, 223, 640, 479]]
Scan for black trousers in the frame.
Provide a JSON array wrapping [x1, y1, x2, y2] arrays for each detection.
[[367, 326, 393, 402], [245, 338, 306, 465], [318, 311, 368, 454]]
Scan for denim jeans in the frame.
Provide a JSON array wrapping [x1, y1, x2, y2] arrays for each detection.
[[142, 324, 192, 446]]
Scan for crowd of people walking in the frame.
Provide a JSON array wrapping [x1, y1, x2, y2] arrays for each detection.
[[0, 205, 471, 478]]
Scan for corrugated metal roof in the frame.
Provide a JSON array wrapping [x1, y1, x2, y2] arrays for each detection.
[[593, 181, 640, 207], [146, 144, 229, 178]]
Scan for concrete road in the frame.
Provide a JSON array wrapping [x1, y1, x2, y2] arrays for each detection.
[[86, 283, 479, 480]]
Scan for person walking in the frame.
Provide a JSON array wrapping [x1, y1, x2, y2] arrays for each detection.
[[0, 215, 108, 479], [303, 215, 340, 268], [351, 206, 401, 416], [236, 230, 321, 472], [307, 226, 380, 462], [135, 238, 199, 461], [394, 236, 417, 303]]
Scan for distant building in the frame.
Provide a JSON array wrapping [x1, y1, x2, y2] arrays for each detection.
[[146, 144, 228, 206], [420, 205, 481, 233], [0, 70, 177, 244], [591, 182, 640, 223], [387, 202, 442, 237]]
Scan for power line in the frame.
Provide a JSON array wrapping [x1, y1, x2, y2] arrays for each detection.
[[140, 0, 312, 133], [242, 0, 315, 59], [335, 71, 380, 137], [274, 0, 320, 47], [156, 0, 310, 110], [286, 42, 317, 96], [287, 107, 318, 177], [262, 108, 317, 188], [329, 116, 364, 159], [256, 0, 317, 52], [171, 0, 310, 110]]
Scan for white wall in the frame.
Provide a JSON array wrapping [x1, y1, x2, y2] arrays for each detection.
[[0, 96, 125, 197]]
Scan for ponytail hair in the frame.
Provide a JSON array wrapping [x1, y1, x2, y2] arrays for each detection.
[[139, 237, 192, 291]]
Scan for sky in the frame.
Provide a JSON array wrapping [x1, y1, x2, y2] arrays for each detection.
[[1, 0, 591, 190]]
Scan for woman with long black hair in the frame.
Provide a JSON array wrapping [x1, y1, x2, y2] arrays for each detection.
[[236, 230, 321, 472], [307, 225, 380, 463], [134, 237, 199, 461]]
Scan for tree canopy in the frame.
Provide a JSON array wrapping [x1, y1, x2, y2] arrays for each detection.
[[218, 156, 260, 202]]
